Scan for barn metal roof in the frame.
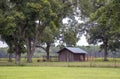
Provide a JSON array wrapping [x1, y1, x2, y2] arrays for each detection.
[[65, 47, 88, 54]]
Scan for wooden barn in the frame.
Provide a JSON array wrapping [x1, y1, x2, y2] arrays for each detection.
[[57, 47, 87, 62]]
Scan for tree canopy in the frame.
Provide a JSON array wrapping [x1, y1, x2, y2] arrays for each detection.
[[82, 0, 120, 61], [0, 0, 120, 63]]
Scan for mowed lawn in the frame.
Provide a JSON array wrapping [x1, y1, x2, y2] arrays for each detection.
[[0, 67, 120, 79]]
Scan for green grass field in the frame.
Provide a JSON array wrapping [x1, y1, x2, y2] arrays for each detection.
[[0, 58, 120, 79], [0, 67, 120, 79]]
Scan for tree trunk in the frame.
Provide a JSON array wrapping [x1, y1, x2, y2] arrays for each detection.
[[15, 53, 21, 65], [104, 42, 108, 61], [26, 27, 45, 63], [8, 53, 13, 62], [46, 43, 50, 61], [26, 38, 36, 63], [26, 38, 32, 63], [15, 45, 21, 65], [27, 53, 33, 63], [46, 51, 50, 61], [27, 50, 34, 63]]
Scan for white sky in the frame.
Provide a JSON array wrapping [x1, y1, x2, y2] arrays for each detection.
[[76, 35, 89, 46], [62, 17, 84, 24], [62, 18, 89, 46], [0, 41, 8, 48]]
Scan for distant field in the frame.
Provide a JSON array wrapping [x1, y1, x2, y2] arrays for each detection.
[[0, 58, 120, 67], [0, 67, 120, 79]]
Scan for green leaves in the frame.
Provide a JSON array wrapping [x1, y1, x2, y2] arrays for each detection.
[[0, 0, 76, 58], [13, 11, 25, 21], [63, 29, 77, 46], [26, 2, 42, 15], [87, 0, 120, 51]]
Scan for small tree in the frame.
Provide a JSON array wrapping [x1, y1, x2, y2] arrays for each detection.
[[37, 27, 59, 61]]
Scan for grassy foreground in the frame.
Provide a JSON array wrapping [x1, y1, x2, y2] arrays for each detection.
[[0, 67, 120, 79]]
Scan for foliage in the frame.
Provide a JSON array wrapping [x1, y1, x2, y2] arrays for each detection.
[[0, 0, 120, 63], [35, 0, 76, 61], [0, 0, 74, 63], [87, 0, 120, 50], [80, 0, 120, 61]]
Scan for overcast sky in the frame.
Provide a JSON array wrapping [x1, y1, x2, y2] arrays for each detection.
[[76, 35, 89, 46], [0, 41, 8, 48], [62, 17, 89, 46]]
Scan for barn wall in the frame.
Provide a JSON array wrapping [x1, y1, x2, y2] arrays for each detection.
[[58, 49, 86, 62], [59, 50, 74, 62], [73, 54, 86, 61], [74, 54, 80, 61]]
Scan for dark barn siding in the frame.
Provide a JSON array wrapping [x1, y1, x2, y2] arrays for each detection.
[[73, 54, 85, 61], [58, 49, 86, 62], [59, 50, 74, 62]]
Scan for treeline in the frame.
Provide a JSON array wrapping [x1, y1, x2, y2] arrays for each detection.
[[1, 46, 120, 59], [0, 0, 120, 64], [0, 0, 73, 64]]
